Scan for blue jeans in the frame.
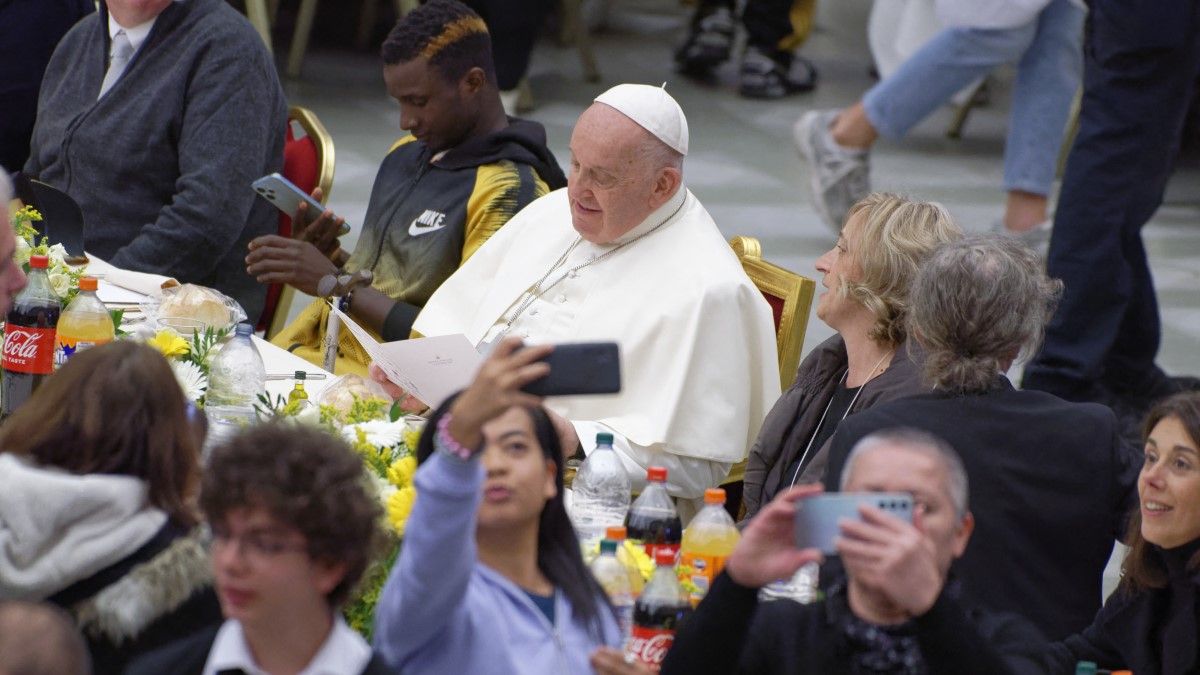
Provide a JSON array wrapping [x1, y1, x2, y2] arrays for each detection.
[[862, 0, 1085, 196]]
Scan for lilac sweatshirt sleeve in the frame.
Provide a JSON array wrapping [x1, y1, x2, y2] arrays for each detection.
[[373, 451, 484, 663]]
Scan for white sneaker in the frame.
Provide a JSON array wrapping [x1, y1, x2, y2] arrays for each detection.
[[793, 110, 870, 232], [992, 218, 1052, 258]]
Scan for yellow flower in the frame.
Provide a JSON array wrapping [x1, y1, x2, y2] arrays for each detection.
[[386, 486, 417, 536], [148, 330, 190, 358], [403, 427, 422, 452], [623, 540, 655, 581], [386, 455, 417, 488]]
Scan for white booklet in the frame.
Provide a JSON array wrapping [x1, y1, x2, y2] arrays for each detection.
[[329, 303, 481, 408]]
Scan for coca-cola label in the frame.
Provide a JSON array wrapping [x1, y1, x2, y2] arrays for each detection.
[[628, 627, 674, 672], [3, 325, 56, 374], [643, 542, 680, 560]]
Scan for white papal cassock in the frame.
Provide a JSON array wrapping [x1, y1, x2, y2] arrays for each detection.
[[413, 186, 780, 502]]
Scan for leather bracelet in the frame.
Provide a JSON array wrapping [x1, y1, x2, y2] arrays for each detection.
[[436, 413, 476, 461]]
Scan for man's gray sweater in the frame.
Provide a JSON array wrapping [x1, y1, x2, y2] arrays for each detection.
[[25, 0, 286, 321]]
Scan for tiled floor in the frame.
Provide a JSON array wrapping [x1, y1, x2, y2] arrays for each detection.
[[279, 0, 1198, 601], [281, 0, 1199, 383]]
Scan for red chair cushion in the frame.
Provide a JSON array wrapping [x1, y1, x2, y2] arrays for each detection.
[[761, 290, 785, 335]]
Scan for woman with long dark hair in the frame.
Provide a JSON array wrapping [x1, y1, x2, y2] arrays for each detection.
[[1019, 391, 1200, 674], [373, 337, 622, 674]]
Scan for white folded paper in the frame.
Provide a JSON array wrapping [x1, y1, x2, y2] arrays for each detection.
[[329, 303, 481, 408], [85, 254, 179, 296]]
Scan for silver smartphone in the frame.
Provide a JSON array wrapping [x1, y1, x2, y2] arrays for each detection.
[[793, 492, 913, 555], [251, 173, 350, 235]]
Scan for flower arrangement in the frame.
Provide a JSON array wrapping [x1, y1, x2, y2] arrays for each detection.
[[255, 390, 423, 637], [144, 326, 228, 404], [11, 206, 86, 306]]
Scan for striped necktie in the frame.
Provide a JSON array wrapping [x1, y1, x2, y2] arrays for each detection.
[[99, 29, 134, 98]]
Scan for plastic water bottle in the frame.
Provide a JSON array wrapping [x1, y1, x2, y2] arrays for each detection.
[[571, 432, 631, 549], [679, 488, 740, 605], [205, 323, 265, 454], [590, 538, 634, 640]]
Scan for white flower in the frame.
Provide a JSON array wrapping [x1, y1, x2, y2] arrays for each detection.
[[342, 419, 405, 449], [170, 360, 208, 402], [367, 472, 398, 502], [47, 272, 70, 298], [47, 243, 68, 268], [292, 404, 323, 426], [13, 238, 31, 267]]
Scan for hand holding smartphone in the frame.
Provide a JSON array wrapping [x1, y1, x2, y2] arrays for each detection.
[[252, 173, 351, 236], [793, 492, 914, 555], [519, 342, 621, 397]]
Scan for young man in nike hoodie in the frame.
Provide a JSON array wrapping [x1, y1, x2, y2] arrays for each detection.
[[252, 0, 567, 375]]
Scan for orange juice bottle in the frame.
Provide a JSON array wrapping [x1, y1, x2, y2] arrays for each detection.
[[55, 277, 115, 367], [679, 488, 740, 606]]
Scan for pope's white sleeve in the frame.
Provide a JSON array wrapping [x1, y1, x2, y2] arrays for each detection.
[[572, 420, 731, 500]]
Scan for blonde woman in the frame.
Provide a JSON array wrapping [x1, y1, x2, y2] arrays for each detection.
[[742, 193, 962, 518]]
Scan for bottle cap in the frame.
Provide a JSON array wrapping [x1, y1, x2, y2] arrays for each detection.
[[234, 322, 253, 337], [596, 432, 614, 445], [654, 549, 676, 566], [599, 539, 618, 555], [294, 370, 306, 380], [28, 255, 48, 269], [605, 525, 627, 541], [78, 276, 98, 291], [1073, 662, 1097, 675], [704, 488, 726, 505], [646, 466, 667, 482]]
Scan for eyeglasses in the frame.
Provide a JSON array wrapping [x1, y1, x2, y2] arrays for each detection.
[[210, 526, 308, 560]]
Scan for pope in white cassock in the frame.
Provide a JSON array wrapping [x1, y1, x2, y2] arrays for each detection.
[[410, 83, 780, 505]]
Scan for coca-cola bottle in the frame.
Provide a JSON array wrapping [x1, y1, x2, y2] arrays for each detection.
[[628, 549, 692, 672], [2, 255, 60, 419], [625, 466, 682, 558]]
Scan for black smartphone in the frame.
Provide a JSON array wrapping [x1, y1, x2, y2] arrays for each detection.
[[521, 342, 621, 396]]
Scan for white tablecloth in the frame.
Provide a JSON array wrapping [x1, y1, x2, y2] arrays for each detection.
[[255, 335, 333, 401]]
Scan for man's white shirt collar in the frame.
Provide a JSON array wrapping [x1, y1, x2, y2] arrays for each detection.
[[107, 0, 185, 52], [107, 13, 156, 53], [202, 617, 372, 675]]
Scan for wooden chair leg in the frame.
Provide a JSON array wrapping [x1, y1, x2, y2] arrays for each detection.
[[561, 0, 600, 82], [356, 0, 379, 50], [396, 0, 417, 16], [287, 0, 320, 79], [1057, 89, 1081, 178], [245, 0, 273, 55]]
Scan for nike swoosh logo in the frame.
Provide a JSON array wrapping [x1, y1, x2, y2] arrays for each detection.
[[408, 220, 448, 236]]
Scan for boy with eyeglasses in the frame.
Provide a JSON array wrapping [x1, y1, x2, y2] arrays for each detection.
[[126, 424, 392, 675]]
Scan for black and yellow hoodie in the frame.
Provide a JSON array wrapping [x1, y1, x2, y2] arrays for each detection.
[[273, 118, 566, 374]]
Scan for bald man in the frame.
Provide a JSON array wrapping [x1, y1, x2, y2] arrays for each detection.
[[413, 84, 780, 507]]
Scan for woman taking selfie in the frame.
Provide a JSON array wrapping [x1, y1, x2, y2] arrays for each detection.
[[0, 341, 219, 672], [373, 337, 627, 674]]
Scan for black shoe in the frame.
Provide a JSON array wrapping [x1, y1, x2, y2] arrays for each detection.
[[674, 7, 735, 79], [738, 47, 817, 99]]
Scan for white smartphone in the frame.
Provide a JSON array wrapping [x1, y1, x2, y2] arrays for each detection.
[[251, 173, 349, 235], [793, 492, 914, 555]]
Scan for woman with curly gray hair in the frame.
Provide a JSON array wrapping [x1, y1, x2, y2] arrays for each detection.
[[822, 234, 1140, 641], [742, 193, 962, 517]]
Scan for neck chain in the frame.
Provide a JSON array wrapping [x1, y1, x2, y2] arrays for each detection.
[[498, 197, 686, 335], [787, 348, 893, 489]]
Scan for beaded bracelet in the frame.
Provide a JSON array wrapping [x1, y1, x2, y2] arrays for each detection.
[[436, 413, 477, 461]]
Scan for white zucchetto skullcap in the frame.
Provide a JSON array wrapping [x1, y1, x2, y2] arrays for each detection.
[[593, 83, 689, 156]]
